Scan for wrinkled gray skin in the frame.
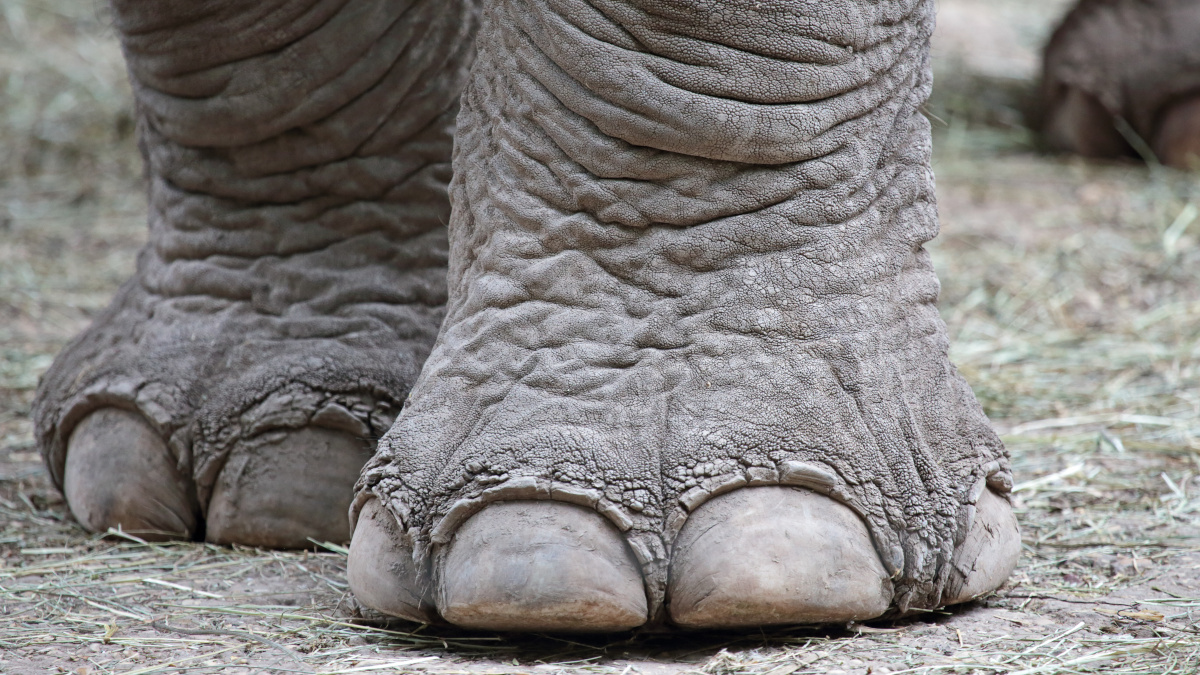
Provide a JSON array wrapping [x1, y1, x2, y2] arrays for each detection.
[[37, 0, 1014, 626], [35, 0, 478, 546]]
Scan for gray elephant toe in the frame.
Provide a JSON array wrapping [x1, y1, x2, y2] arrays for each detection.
[[205, 427, 374, 548], [348, 499, 437, 623], [436, 501, 649, 632], [668, 487, 893, 628], [64, 408, 199, 541], [943, 489, 1022, 605]]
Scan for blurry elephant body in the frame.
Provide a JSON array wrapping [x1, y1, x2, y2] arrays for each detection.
[[1042, 0, 1200, 168]]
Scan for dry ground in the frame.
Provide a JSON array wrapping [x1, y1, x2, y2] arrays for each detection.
[[2, 0, 1199, 673]]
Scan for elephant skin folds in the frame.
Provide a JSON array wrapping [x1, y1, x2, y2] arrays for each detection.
[[34, 0, 481, 546], [355, 0, 1018, 628]]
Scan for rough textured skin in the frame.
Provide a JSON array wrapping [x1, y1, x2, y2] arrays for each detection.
[[34, 0, 479, 538], [1042, 0, 1200, 167], [357, 0, 1012, 617]]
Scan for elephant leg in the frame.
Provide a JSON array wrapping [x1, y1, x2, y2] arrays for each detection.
[[35, 0, 479, 547], [352, 0, 1019, 630]]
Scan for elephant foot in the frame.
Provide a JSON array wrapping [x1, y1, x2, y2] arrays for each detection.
[[40, 277, 434, 549], [41, 279, 436, 551], [31, 0, 479, 548], [354, 0, 1016, 630], [349, 487, 1017, 631]]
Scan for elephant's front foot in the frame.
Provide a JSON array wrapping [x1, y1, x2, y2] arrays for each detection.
[[39, 290, 433, 547], [36, 237, 441, 549], [31, 0, 476, 547], [350, 0, 1020, 631]]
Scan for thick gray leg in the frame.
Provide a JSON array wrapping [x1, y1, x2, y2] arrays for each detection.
[[353, 0, 1017, 628], [36, 0, 479, 547]]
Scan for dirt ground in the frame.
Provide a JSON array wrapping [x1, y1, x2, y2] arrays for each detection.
[[2, 0, 1199, 673]]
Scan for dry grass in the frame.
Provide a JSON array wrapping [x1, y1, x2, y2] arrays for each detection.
[[2, 0, 1199, 673]]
